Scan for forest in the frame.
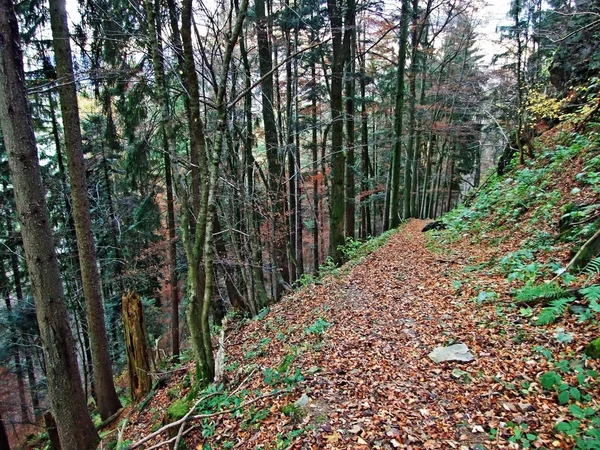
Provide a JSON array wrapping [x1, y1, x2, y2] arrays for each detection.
[[1, 0, 600, 445]]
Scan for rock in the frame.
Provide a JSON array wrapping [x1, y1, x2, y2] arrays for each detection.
[[585, 337, 600, 359], [295, 393, 310, 407], [428, 343, 475, 363], [518, 402, 535, 412], [570, 304, 588, 315], [422, 221, 447, 232]]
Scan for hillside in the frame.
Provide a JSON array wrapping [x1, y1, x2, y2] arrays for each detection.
[[91, 124, 600, 450]]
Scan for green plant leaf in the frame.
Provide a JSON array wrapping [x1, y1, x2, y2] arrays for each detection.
[[540, 371, 561, 389], [570, 404, 586, 419], [558, 390, 570, 405]]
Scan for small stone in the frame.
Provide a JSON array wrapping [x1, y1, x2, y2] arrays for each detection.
[[428, 343, 475, 363], [295, 393, 310, 407], [518, 402, 535, 412]]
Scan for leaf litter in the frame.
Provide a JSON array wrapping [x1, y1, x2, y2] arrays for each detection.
[[122, 219, 599, 449]]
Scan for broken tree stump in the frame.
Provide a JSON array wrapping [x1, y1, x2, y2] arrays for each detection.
[[122, 291, 152, 402]]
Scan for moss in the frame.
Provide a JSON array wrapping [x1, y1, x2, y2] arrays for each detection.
[[167, 399, 189, 420], [585, 338, 600, 359]]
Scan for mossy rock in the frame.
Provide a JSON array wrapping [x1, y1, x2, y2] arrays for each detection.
[[585, 338, 600, 359]]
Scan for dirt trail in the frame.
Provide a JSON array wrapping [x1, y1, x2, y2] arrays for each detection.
[[295, 219, 489, 448]]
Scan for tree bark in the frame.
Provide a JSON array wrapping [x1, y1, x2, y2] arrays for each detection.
[[390, 0, 410, 227], [48, 0, 121, 420], [0, 0, 99, 446]]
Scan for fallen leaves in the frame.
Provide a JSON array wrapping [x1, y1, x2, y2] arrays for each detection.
[[118, 220, 600, 449]]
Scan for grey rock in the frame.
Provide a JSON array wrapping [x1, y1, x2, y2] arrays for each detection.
[[428, 343, 475, 363], [294, 393, 310, 407]]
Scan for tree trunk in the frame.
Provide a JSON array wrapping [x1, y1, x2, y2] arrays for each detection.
[[1, 224, 29, 422], [48, 0, 121, 420], [359, 30, 371, 240], [164, 150, 180, 360], [238, 22, 268, 310], [326, 0, 353, 263], [0, 0, 99, 445], [0, 412, 10, 450], [404, 0, 418, 219], [122, 291, 152, 401], [345, 17, 356, 239], [198, 0, 248, 383], [311, 36, 320, 272], [256, 0, 289, 297], [390, 0, 410, 227], [181, 0, 207, 215], [285, 17, 298, 283], [44, 411, 62, 450]]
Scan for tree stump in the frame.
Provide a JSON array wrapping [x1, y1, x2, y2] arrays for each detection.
[[122, 291, 152, 401]]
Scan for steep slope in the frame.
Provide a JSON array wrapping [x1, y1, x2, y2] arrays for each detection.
[[106, 126, 600, 450]]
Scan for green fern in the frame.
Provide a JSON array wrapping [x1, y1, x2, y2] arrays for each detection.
[[581, 285, 600, 313], [515, 283, 568, 303], [581, 285, 600, 302], [584, 257, 600, 279], [536, 297, 576, 326]]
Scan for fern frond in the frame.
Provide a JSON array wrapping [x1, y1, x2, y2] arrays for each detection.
[[581, 285, 600, 303], [584, 257, 600, 277], [515, 283, 568, 303], [536, 297, 575, 326]]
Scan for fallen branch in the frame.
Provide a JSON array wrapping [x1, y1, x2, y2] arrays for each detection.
[[128, 392, 218, 449], [550, 227, 600, 282], [96, 408, 125, 430]]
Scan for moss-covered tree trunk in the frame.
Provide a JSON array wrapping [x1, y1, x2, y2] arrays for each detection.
[[0, 0, 99, 445], [122, 291, 152, 401]]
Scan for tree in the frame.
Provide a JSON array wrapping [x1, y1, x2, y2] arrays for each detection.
[[326, 0, 354, 262], [0, 0, 99, 446], [256, 0, 290, 295], [389, 0, 410, 227], [47, 0, 121, 420]]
